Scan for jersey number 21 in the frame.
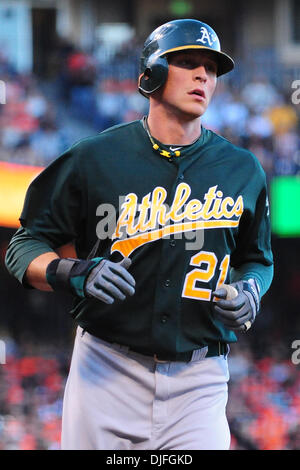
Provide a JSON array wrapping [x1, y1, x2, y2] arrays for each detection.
[[182, 251, 230, 301]]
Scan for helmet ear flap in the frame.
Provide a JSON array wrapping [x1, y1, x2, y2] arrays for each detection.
[[144, 67, 152, 78], [138, 56, 169, 98]]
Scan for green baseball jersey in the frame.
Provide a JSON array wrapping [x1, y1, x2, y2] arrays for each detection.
[[5, 119, 273, 357]]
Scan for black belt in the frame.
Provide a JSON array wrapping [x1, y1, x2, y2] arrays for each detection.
[[151, 342, 228, 363]]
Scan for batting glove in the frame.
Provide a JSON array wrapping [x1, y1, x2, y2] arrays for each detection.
[[212, 279, 260, 332], [46, 256, 135, 304]]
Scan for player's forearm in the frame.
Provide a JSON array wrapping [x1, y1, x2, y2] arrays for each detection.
[[5, 227, 79, 289], [230, 262, 274, 297], [5, 227, 60, 287], [25, 252, 59, 291], [25, 242, 78, 290]]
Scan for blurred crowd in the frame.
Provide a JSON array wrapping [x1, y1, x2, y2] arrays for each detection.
[[0, 335, 69, 450], [0, 40, 299, 179], [0, 334, 299, 450], [228, 343, 300, 450], [0, 52, 69, 167]]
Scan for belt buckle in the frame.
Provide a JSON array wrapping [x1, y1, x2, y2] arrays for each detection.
[[153, 354, 169, 363]]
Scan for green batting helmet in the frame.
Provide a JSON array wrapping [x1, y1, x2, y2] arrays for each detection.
[[138, 19, 234, 97]]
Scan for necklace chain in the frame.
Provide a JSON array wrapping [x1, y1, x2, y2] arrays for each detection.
[[143, 116, 182, 159], [142, 116, 201, 160]]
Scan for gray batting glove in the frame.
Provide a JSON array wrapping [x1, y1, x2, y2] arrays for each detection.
[[212, 280, 260, 332], [85, 257, 136, 304]]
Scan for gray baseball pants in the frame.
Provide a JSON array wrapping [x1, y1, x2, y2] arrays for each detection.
[[61, 326, 230, 450]]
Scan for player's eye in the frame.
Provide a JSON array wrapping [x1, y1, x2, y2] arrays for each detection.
[[170, 57, 196, 68], [205, 62, 217, 74], [179, 59, 190, 66], [169, 55, 217, 74]]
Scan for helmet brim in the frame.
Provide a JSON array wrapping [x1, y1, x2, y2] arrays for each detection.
[[162, 45, 234, 77]]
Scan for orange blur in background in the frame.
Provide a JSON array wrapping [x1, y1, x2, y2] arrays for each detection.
[[0, 162, 44, 228]]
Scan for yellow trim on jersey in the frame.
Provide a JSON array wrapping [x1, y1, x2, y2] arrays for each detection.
[[111, 219, 240, 258]]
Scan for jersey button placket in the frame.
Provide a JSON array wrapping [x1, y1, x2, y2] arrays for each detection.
[[151, 173, 184, 353]]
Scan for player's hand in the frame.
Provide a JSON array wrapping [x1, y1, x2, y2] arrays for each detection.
[[212, 280, 260, 332], [46, 256, 135, 304], [85, 258, 135, 304]]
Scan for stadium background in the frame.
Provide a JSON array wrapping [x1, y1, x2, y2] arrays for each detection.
[[0, 0, 299, 450]]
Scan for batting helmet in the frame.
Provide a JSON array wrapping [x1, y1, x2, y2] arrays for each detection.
[[138, 19, 234, 97]]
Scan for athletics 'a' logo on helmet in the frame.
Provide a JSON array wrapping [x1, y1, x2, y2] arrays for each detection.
[[197, 26, 218, 47], [138, 18, 234, 98]]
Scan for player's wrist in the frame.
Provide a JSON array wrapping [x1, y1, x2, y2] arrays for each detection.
[[242, 278, 260, 314], [232, 279, 260, 316], [46, 257, 104, 298]]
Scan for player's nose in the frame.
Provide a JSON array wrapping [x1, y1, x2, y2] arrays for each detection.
[[193, 65, 208, 82]]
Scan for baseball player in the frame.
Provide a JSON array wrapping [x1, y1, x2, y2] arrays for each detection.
[[5, 19, 273, 450]]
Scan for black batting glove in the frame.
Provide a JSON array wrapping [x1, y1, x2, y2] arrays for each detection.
[[212, 279, 260, 332], [46, 256, 135, 304]]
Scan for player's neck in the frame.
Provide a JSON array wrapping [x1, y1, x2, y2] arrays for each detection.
[[147, 106, 201, 146]]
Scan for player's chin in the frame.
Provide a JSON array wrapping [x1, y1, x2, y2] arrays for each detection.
[[181, 105, 207, 120], [182, 101, 208, 119]]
